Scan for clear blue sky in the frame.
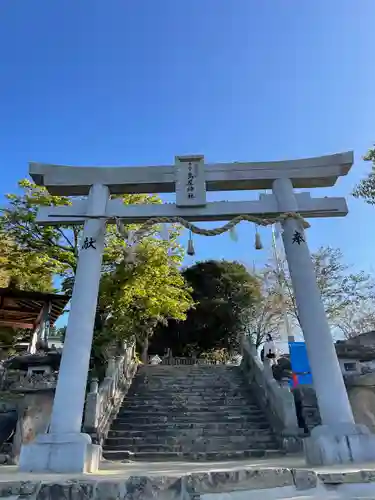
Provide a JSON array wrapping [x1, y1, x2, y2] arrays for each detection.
[[1, 0, 375, 274]]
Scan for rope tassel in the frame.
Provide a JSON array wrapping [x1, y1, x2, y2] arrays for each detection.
[[255, 227, 263, 250], [229, 226, 238, 242], [187, 231, 195, 256]]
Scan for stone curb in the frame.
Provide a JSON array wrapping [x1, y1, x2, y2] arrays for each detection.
[[0, 467, 375, 499]]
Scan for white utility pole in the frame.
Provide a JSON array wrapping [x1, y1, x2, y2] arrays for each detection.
[[271, 223, 295, 343]]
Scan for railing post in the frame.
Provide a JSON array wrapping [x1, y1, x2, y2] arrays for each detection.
[[84, 378, 100, 431], [83, 346, 138, 448], [106, 357, 116, 378], [115, 356, 123, 390], [90, 378, 99, 394]]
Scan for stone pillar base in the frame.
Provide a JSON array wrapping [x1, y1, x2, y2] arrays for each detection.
[[304, 424, 375, 465], [19, 432, 101, 473]]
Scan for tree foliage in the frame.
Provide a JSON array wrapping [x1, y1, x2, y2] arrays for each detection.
[[0, 179, 164, 287], [150, 260, 260, 356], [336, 300, 375, 339], [99, 238, 193, 361], [0, 235, 54, 292], [48, 326, 67, 340], [353, 146, 375, 204], [1, 180, 75, 280], [246, 270, 284, 348], [265, 246, 375, 331], [0, 326, 32, 358], [0, 179, 193, 368]]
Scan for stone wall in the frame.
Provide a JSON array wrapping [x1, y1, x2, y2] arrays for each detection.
[[11, 390, 54, 463], [292, 386, 321, 432], [346, 372, 375, 433], [1, 466, 375, 499], [0, 390, 55, 464], [292, 374, 375, 435]]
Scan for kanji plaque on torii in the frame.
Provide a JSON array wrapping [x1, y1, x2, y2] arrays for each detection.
[[175, 154, 206, 207]]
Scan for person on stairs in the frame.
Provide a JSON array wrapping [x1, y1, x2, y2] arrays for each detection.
[[262, 334, 277, 367]]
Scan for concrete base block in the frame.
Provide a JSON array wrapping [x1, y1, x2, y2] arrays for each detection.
[[304, 423, 375, 465], [18, 432, 101, 473]]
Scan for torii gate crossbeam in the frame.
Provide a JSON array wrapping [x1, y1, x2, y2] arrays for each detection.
[[30, 151, 353, 195]]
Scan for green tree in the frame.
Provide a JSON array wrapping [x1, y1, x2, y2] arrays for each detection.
[[0, 326, 31, 358], [150, 260, 261, 356], [0, 179, 193, 370], [0, 235, 54, 292], [0, 179, 164, 289], [99, 238, 192, 362], [48, 326, 67, 340]]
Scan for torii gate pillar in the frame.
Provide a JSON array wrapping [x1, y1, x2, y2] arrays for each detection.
[[19, 184, 109, 473], [273, 177, 375, 465]]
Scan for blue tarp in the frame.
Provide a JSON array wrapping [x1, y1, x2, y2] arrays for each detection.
[[288, 341, 313, 386]]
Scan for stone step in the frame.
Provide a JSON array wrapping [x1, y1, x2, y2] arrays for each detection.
[[130, 384, 244, 390], [139, 368, 239, 372], [123, 394, 252, 403], [139, 370, 241, 374], [113, 413, 265, 424], [130, 380, 245, 385], [137, 375, 242, 380], [117, 406, 262, 415], [139, 366, 236, 371], [126, 395, 252, 402], [103, 441, 278, 453], [135, 375, 241, 378], [112, 420, 270, 434], [138, 375, 243, 378], [127, 388, 250, 396], [134, 382, 245, 388], [102, 363, 283, 462], [139, 371, 240, 376], [139, 373, 243, 377], [138, 374, 237, 377], [121, 400, 255, 409], [132, 373, 244, 380], [102, 448, 285, 462], [137, 378, 240, 382], [107, 426, 275, 439], [139, 368, 238, 372], [136, 374, 244, 380], [105, 434, 277, 447], [127, 386, 249, 394], [120, 403, 263, 417], [120, 400, 263, 414], [136, 372, 244, 382], [111, 419, 270, 431]]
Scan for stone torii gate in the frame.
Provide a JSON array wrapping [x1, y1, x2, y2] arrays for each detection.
[[19, 152, 375, 472]]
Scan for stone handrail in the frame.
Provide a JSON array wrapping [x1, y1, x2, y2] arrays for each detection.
[[83, 345, 138, 445], [240, 336, 301, 451], [147, 356, 231, 366]]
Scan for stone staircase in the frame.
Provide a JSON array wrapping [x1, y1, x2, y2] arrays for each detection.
[[103, 364, 285, 461]]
